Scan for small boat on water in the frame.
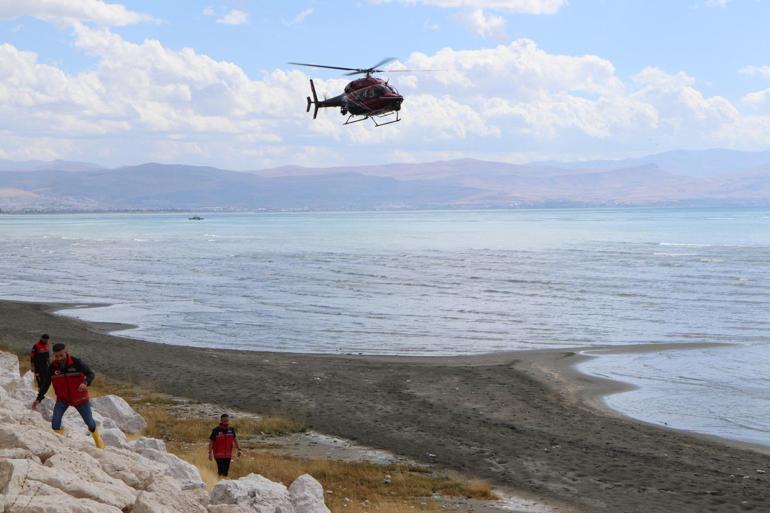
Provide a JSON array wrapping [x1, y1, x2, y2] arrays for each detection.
[[188, 216, 204, 220]]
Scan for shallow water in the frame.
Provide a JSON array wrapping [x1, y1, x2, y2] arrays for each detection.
[[1, 208, 769, 444]]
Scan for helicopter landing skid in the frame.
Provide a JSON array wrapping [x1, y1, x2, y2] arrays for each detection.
[[343, 111, 401, 127]]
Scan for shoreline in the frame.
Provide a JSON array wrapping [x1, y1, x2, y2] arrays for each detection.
[[57, 301, 762, 452], [2, 299, 769, 512]]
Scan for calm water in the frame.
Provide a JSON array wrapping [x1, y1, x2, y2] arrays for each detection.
[[1, 209, 769, 445]]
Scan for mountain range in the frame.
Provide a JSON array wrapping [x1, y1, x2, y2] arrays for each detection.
[[2, 149, 770, 211]]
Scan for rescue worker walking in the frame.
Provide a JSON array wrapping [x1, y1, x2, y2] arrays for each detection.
[[209, 414, 242, 477], [31, 343, 105, 449], [29, 334, 50, 389]]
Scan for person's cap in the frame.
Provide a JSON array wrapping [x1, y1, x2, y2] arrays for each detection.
[[52, 343, 66, 352], [41, 334, 49, 340]]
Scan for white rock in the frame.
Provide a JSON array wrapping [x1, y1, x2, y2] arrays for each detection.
[[289, 474, 331, 513], [12, 386, 39, 409], [0, 423, 62, 461], [131, 436, 168, 452], [101, 417, 119, 430], [207, 505, 255, 513], [0, 351, 20, 392], [1, 457, 135, 511], [0, 382, 10, 405], [1, 479, 124, 513], [91, 395, 147, 433], [0, 447, 42, 462], [44, 447, 138, 509], [21, 369, 35, 390], [132, 447, 205, 490], [100, 427, 130, 449], [132, 474, 208, 513], [210, 473, 296, 513], [81, 445, 166, 489]]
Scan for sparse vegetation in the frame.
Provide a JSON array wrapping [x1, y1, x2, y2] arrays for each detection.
[[172, 443, 495, 511], [139, 405, 306, 442]]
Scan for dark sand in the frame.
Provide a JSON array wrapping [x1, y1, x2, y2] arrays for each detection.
[[1, 300, 768, 513]]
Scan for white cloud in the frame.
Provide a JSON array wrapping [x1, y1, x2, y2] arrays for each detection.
[[740, 65, 770, 80], [371, 0, 567, 14], [286, 8, 314, 26], [705, 0, 732, 7], [217, 9, 249, 25], [0, 0, 152, 26], [458, 9, 506, 39], [5, 26, 770, 168], [202, 6, 216, 17]]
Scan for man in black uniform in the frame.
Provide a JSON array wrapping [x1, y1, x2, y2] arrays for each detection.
[[208, 413, 242, 477], [29, 334, 50, 389]]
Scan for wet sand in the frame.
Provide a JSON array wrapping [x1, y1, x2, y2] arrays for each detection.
[[1, 300, 768, 513]]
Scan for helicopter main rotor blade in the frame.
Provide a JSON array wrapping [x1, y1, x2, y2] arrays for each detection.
[[369, 57, 397, 71], [289, 62, 363, 72], [381, 69, 439, 72]]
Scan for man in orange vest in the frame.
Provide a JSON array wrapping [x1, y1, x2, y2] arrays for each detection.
[[32, 343, 104, 449], [208, 413, 242, 477], [29, 333, 50, 389]]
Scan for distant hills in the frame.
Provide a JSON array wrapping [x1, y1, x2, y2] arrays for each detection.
[[3, 149, 770, 211]]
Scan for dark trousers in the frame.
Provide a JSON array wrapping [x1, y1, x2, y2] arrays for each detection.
[[215, 458, 231, 476], [35, 372, 48, 389], [52, 400, 96, 432]]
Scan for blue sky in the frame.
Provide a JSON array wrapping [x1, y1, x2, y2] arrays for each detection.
[[2, 0, 770, 169]]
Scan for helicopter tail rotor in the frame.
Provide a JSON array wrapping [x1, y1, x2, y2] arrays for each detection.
[[307, 79, 320, 119]]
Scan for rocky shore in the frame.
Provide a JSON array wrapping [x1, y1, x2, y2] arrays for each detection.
[[0, 350, 331, 513]]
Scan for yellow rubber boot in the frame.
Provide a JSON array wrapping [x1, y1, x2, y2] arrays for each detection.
[[52, 428, 64, 436], [91, 429, 105, 449]]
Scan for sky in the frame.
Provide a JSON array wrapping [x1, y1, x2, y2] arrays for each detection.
[[2, 0, 770, 169]]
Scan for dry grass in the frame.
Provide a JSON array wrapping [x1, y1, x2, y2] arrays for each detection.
[[138, 405, 306, 443], [172, 443, 495, 512]]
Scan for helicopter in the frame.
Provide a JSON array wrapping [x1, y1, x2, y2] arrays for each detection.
[[289, 58, 416, 127]]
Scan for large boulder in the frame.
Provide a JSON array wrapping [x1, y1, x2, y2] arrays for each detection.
[[0, 447, 42, 462], [288, 474, 330, 513], [90, 395, 147, 433], [21, 369, 35, 389], [210, 473, 295, 513], [0, 351, 20, 392], [0, 423, 62, 461], [132, 474, 208, 513], [1, 479, 124, 513], [43, 448, 138, 509], [100, 427, 130, 449], [131, 446, 205, 490], [131, 437, 168, 452], [12, 386, 40, 410], [0, 457, 134, 511], [81, 445, 166, 490], [207, 505, 255, 513]]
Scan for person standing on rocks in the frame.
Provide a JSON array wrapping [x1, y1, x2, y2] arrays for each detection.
[[209, 413, 242, 477], [31, 342, 105, 449], [29, 333, 50, 389]]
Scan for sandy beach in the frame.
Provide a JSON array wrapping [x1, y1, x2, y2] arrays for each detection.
[[1, 300, 767, 513]]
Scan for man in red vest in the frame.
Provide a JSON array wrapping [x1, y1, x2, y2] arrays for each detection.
[[32, 343, 104, 449], [29, 333, 50, 389], [208, 413, 242, 477]]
